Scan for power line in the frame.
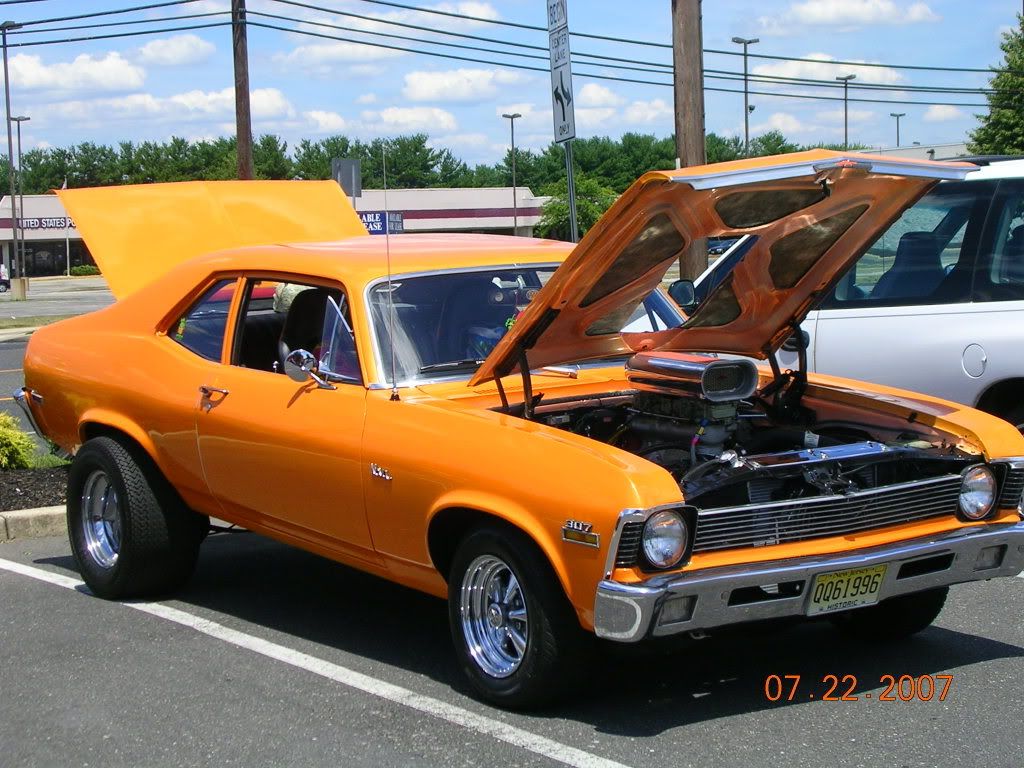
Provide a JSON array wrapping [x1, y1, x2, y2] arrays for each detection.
[[16, 11, 227, 36], [19, 0, 201, 28], [8, 20, 231, 48]]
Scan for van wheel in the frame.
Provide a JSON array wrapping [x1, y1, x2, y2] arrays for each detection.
[[448, 527, 587, 709], [999, 404, 1024, 434], [67, 436, 207, 599], [830, 587, 948, 641]]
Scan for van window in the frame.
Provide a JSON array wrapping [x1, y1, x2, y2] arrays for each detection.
[[820, 180, 992, 308], [978, 180, 1024, 302]]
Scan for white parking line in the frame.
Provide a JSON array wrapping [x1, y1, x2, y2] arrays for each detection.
[[0, 558, 630, 768]]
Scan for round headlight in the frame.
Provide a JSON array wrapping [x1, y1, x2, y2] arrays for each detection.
[[641, 509, 688, 570], [959, 465, 996, 520]]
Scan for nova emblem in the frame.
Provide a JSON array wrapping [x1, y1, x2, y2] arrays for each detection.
[[370, 463, 392, 481], [561, 519, 600, 548]]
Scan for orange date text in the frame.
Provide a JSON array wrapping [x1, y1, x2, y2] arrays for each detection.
[[763, 673, 953, 702]]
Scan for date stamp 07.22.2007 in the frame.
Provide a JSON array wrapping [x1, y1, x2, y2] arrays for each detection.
[[763, 674, 953, 703]]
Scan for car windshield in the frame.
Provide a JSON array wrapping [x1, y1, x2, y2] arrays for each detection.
[[369, 265, 684, 382]]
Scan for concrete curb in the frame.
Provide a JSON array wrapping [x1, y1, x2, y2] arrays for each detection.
[[0, 326, 39, 343], [0, 505, 65, 541]]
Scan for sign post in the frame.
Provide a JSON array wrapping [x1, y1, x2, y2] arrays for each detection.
[[547, 0, 578, 243]]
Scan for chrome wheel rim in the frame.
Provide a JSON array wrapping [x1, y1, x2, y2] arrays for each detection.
[[80, 469, 121, 569], [459, 555, 528, 678]]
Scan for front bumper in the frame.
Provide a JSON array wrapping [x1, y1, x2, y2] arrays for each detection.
[[594, 521, 1024, 642], [12, 387, 44, 437]]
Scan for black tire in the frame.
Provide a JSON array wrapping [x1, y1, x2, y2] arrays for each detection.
[[67, 436, 208, 599], [830, 586, 948, 641], [998, 404, 1024, 434], [448, 526, 588, 709]]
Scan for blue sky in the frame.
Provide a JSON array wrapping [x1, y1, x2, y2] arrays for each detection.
[[0, 0, 1019, 165]]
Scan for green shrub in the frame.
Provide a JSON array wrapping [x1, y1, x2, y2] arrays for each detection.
[[0, 412, 36, 470], [70, 264, 100, 276]]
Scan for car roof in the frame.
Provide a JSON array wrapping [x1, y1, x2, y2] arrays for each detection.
[[211, 233, 574, 287]]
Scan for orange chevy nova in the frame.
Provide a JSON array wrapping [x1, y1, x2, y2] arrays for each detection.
[[15, 150, 1024, 708]]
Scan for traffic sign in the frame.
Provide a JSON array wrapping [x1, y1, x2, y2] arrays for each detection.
[[547, 0, 575, 143]]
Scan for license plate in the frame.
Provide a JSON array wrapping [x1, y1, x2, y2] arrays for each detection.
[[807, 564, 887, 616]]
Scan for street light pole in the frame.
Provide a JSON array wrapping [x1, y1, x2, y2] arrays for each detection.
[[731, 36, 759, 157], [1, 20, 21, 283], [502, 111, 521, 235], [836, 74, 856, 150], [11, 114, 27, 279], [889, 112, 905, 148]]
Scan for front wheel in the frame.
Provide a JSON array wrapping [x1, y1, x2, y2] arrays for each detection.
[[448, 527, 587, 709], [68, 436, 207, 599], [830, 586, 948, 641]]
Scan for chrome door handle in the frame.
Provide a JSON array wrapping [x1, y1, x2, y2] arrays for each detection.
[[199, 385, 230, 411]]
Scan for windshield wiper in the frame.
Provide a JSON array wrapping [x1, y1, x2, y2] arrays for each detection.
[[418, 359, 485, 373]]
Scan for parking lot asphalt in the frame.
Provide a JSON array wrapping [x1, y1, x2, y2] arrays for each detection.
[[0, 275, 113, 319], [1, 532, 1022, 768]]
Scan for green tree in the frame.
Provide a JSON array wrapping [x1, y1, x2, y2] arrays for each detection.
[[253, 134, 293, 179], [292, 135, 354, 180], [705, 133, 743, 163], [970, 16, 1024, 153], [750, 130, 799, 156], [535, 174, 617, 242]]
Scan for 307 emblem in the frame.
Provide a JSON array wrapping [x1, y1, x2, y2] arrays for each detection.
[[562, 519, 599, 548]]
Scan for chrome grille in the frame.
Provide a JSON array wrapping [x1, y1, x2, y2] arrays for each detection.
[[998, 467, 1024, 509], [693, 474, 962, 553], [615, 522, 644, 568]]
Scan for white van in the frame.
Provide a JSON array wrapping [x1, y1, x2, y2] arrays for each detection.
[[681, 158, 1024, 428]]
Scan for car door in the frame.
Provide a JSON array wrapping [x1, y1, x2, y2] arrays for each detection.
[[810, 178, 996, 405], [195, 276, 374, 559]]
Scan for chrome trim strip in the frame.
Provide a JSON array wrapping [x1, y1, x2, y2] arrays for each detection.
[[594, 521, 1024, 642], [12, 387, 43, 437]]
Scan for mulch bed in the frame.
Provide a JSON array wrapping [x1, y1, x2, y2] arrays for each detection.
[[0, 467, 68, 512]]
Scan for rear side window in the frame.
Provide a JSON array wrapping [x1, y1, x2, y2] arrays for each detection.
[[170, 279, 237, 361]]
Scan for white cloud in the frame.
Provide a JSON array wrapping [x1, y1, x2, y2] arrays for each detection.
[[362, 106, 457, 132], [356, 93, 378, 105], [274, 42, 402, 77], [495, 102, 550, 130], [576, 107, 617, 129], [6, 52, 145, 94], [137, 34, 215, 66], [924, 105, 964, 122], [623, 99, 673, 125], [753, 112, 810, 135], [402, 68, 524, 102], [816, 108, 875, 124], [305, 110, 347, 133], [577, 83, 625, 108], [33, 87, 293, 125], [428, 132, 489, 149], [754, 53, 903, 85], [761, 0, 939, 31]]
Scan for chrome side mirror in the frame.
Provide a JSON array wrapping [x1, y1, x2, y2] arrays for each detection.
[[284, 349, 336, 390], [668, 279, 696, 308]]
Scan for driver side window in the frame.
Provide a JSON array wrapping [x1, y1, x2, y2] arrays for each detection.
[[231, 278, 361, 383]]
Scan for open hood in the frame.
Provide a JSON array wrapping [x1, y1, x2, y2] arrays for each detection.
[[471, 150, 974, 386], [57, 180, 368, 299]]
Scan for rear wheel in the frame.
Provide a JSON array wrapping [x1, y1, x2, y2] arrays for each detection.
[[448, 526, 587, 709], [67, 436, 207, 599], [830, 587, 948, 641]]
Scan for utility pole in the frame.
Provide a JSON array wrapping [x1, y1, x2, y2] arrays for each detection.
[[232, 0, 254, 180], [671, 0, 706, 280]]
